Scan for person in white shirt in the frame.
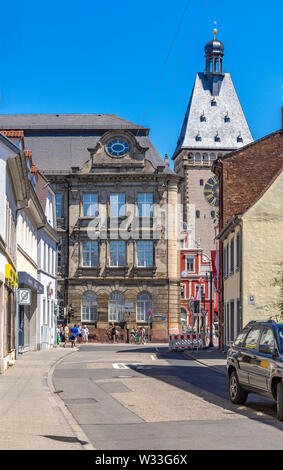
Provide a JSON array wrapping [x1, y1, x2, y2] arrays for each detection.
[[83, 325, 89, 343]]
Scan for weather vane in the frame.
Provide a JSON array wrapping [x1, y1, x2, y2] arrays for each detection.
[[213, 21, 217, 39]]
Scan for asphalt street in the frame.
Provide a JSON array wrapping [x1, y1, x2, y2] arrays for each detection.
[[53, 344, 283, 450]]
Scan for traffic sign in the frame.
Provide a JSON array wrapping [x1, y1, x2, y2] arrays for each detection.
[[18, 289, 31, 306], [147, 309, 152, 317]]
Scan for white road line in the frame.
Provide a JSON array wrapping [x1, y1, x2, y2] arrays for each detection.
[[151, 355, 156, 361], [112, 363, 129, 369]]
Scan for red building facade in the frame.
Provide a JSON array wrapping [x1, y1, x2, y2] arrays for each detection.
[[180, 232, 218, 335]]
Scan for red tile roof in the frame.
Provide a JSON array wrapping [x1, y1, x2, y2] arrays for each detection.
[[1, 130, 24, 138]]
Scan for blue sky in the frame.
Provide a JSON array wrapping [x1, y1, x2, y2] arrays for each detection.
[[1, 0, 282, 164]]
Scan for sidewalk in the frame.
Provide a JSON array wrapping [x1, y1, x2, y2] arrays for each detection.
[[183, 347, 227, 376], [0, 346, 92, 450]]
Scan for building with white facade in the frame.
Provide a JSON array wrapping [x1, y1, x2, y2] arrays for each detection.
[[36, 170, 58, 350], [17, 151, 45, 353], [0, 132, 27, 372]]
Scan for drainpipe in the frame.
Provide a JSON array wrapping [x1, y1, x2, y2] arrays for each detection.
[[65, 180, 70, 319]]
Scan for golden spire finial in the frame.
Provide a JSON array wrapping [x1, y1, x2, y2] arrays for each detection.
[[213, 21, 217, 39]]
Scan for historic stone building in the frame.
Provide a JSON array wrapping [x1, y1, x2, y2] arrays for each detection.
[[0, 114, 181, 341], [173, 30, 253, 256]]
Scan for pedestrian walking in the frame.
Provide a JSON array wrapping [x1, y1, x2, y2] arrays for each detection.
[[63, 324, 69, 348], [70, 324, 79, 348], [59, 325, 63, 342], [141, 326, 146, 344], [83, 325, 89, 344], [78, 324, 82, 343], [56, 326, 60, 345], [130, 327, 136, 344], [110, 322, 116, 343]]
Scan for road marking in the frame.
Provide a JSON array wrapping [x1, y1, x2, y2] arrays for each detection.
[[112, 363, 129, 369], [151, 355, 156, 361]]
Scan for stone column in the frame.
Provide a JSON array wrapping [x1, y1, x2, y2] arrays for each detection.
[[167, 181, 181, 334]]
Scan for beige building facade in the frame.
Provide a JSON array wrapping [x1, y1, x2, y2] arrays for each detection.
[[219, 169, 283, 347]]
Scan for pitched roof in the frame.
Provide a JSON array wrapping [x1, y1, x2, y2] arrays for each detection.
[[174, 73, 253, 157], [0, 114, 148, 132], [36, 171, 48, 212], [0, 114, 175, 175]]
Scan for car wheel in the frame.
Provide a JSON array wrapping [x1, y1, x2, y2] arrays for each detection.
[[276, 381, 283, 421], [229, 371, 248, 404]]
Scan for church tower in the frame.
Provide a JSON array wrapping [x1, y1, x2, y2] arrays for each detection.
[[173, 29, 253, 255]]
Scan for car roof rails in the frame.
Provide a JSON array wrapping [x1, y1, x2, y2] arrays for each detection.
[[246, 319, 276, 326]]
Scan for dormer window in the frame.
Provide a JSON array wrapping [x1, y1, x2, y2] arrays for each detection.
[[237, 133, 243, 143], [211, 98, 217, 106], [215, 132, 221, 142], [195, 132, 202, 142], [224, 112, 230, 123], [200, 112, 206, 122]]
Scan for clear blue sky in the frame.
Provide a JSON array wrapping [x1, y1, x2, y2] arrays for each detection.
[[1, 0, 282, 164]]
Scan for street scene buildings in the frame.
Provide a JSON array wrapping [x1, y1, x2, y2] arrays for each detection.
[[0, 15, 282, 450]]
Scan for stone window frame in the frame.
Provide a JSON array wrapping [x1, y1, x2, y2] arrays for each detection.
[[81, 291, 98, 323], [82, 193, 99, 218], [109, 240, 127, 267], [108, 291, 125, 323], [137, 192, 153, 218], [136, 240, 154, 268], [109, 193, 126, 218], [81, 240, 99, 268], [186, 255, 196, 273], [136, 291, 153, 322], [104, 135, 132, 159]]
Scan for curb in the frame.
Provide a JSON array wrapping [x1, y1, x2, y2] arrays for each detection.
[[47, 348, 95, 451], [182, 350, 227, 376]]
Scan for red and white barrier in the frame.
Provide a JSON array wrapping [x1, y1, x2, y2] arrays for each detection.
[[169, 333, 205, 351]]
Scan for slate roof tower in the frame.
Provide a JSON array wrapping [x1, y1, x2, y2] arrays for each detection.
[[173, 29, 253, 255]]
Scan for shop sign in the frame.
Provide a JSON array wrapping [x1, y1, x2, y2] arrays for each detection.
[[47, 283, 53, 298], [5, 264, 18, 289]]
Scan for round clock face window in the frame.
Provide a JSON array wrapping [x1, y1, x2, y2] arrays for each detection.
[[204, 176, 219, 207], [107, 139, 129, 157]]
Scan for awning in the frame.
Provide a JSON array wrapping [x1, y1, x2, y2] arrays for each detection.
[[18, 272, 44, 294]]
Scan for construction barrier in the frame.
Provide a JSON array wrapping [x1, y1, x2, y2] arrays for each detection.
[[168, 332, 206, 351]]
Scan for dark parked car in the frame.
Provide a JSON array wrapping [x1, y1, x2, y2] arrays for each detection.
[[226, 320, 283, 421]]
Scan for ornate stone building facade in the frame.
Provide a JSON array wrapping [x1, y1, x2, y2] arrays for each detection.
[[0, 115, 181, 341]]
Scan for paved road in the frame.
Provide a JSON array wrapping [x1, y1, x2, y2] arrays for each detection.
[[53, 344, 283, 450]]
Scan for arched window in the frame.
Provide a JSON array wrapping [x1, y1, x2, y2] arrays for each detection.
[[109, 291, 125, 322], [81, 291, 98, 322], [136, 292, 152, 322]]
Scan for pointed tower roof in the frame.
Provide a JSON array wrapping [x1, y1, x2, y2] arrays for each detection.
[[173, 31, 253, 158]]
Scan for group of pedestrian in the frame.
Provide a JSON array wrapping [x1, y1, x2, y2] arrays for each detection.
[[56, 324, 89, 348], [129, 326, 147, 344]]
